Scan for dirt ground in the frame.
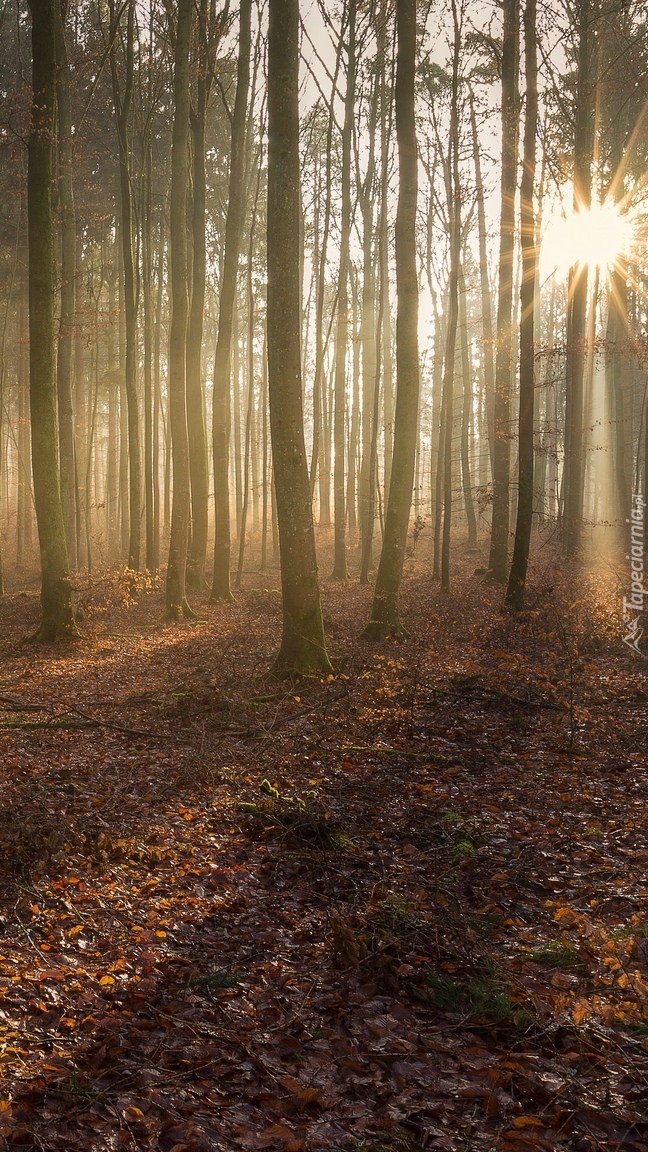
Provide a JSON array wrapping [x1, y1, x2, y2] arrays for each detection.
[[0, 531, 646, 1152]]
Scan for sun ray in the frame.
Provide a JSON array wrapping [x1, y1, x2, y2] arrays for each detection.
[[541, 198, 635, 279]]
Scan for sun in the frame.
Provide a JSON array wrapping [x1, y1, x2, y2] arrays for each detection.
[[541, 199, 634, 278]]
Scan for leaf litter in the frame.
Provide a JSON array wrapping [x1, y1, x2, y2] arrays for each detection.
[[0, 549, 646, 1151]]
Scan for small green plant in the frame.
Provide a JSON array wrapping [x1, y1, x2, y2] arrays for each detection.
[[625, 1020, 648, 1037], [451, 838, 476, 860], [63, 1069, 93, 1097], [427, 974, 465, 1012], [465, 911, 505, 935], [440, 808, 464, 826], [239, 780, 344, 849], [467, 963, 515, 1023], [191, 970, 248, 990], [529, 940, 585, 972], [427, 962, 535, 1030]]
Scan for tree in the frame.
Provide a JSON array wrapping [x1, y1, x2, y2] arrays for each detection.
[[488, 0, 519, 582], [267, 0, 331, 675], [562, 0, 595, 557], [363, 0, 420, 637], [440, 0, 462, 595], [108, 0, 141, 572], [27, 0, 76, 640], [54, 0, 77, 570], [506, 0, 538, 609], [186, 0, 229, 589], [331, 0, 356, 580], [165, 0, 194, 619], [211, 0, 252, 602]]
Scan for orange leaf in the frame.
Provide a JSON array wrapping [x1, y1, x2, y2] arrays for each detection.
[[123, 1106, 145, 1122], [572, 999, 592, 1025], [513, 1117, 545, 1128]]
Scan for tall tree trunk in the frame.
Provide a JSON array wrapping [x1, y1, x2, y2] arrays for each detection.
[[358, 71, 379, 566], [469, 88, 495, 475], [346, 269, 361, 538], [440, 2, 462, 595], [142, 137, 155, 571], [332, 0, 356, 580], [109, 0, 140, 571], [186, 0, 225, 589], [211, 0, 251, 601], [54, 0, 77, 569], [563, 0, 594, 556], [376, 0, 394, 506], [488, 0, 519, 581], [236, 153, 262, 588], [165, 0, 194, 618], [606, 263, 630, 527], [27, 0, 76, 639], [363, 0, 419, 637], [458, 266, 477, 549], [506, 0, 538, 609], [267, 0, 331, 675], [153, 223, 164, 569]]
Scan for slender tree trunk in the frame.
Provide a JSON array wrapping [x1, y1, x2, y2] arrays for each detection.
[[506, 0, 538, 609], [377, 0, 394, 507], [488, 0, 519, 581], [54, 1, 77, 569], [458, 266, 477, 549], [236, 154, 262, 588], [232, 300, 243, 538], [563, 0, 594, 556], [607, 263, 630, 526], [28, 0, 76, 639], [315, 368, 327, 527], [165, 0, 194, 619], [153, 223, 164, 569], [267, 0, 331, 675], [142, 138, 155, 571], [211, 0, 251, 601], [332, 0, 356, 579], [469, 89, 495, 475], [109, 0, 141, 571], [363, 0, 420, 636], [440, 3, 462, 594], [347, 270, 361, 538], [308, 54, 342, 508], [186, 0, 222, 589], [260, 325, 269, 570], [358, 72, 379, 564]]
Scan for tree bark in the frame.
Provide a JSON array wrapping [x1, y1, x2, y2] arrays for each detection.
[[488, 0, 519, 581], [363, 0, 420, 636], [331, 0, 356, 580], [440, 4, 462, 595], [28, 0, 76, 639], [267, 0, 331, 675], [506, 0, 538, 609], [458, 266, 477, 549], [165, 0, 194, 619], [469, 88, 495, 475], [563, 0, 594, 556], [211, 0, 251, 601], [186, 0, 224, 589], [54, 0, 77, 570], [109, 0, 141, 571]]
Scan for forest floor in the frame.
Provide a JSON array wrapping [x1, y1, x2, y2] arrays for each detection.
[[0, 530, 646, 1152]]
